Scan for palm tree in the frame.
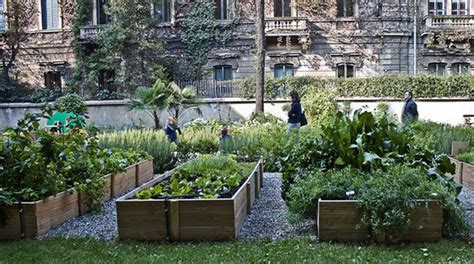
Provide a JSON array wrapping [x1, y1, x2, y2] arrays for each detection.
[[127, 79, 171, 129], [167, 83, 202, 121]]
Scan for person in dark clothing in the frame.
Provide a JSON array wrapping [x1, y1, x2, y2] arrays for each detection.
[[220, 127, 232, 142], [401, 91, 419, 123], [164, 117, 182, 144], [288, 90, 302, 132]]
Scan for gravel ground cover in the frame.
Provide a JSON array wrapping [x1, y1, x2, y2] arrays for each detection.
[[40, 173, 474, 240]]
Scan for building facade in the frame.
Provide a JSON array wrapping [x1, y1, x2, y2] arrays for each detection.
[[3, 0, 474, 93]]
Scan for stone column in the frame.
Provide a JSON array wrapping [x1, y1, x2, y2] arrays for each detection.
[[446, 0, 452, 15]]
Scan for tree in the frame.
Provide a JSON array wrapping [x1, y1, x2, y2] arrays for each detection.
[[167, 84, 202, 121], [127, 79, 171, 129], [78, 0, 167, 96], [0, 0, 36, 86], [255, 0, 265, 113], [127, 79, 200, 129]]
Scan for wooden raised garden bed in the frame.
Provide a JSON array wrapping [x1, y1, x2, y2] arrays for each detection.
[[317, 199, 443, 242], [449, 141, 474, 190], [116, 159, 264, 242], [0, 159, 154, 240]]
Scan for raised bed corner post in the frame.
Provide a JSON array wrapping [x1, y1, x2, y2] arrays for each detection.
[[246, 182, 252, 213], [18, 202, 25, 239], [259, 160, 264, 188]]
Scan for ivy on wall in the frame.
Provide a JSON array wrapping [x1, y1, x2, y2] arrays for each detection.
[[179, 2, 237, 80]]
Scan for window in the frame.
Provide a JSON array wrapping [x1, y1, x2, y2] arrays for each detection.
[[337, 63, 355, 78], [154, 0, 171, 23], [215, 0, 228, 20], [99, 70, 115, 91], [337, 0, 357, 17], [41, 0, 59, 29], [452, 0, 468, 15], [214, 65, 233, 81], [274, 63, 294, 78], [0, 0, 5, 32], [451, 63, 470, 75], [97, 0, 109, 25], [428, 0, 445, 15], [428, 63, 446, 76], [274, 0, 291, 17], [44, 71, 61, 90]]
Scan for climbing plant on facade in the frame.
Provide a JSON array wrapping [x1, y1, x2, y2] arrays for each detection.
[[179, 2, 238, 80]]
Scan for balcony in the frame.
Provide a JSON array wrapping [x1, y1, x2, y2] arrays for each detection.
[[265, 17, 309, 36], [79, 25, 105, 39], [425, 15, 474, 29]]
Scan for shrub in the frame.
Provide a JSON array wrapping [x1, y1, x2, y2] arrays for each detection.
[[240, 75, 474, 99], [301, 92, 338, 125], [286, 166, 470, 239], [99, 129, 176, 173], [55, 93, 88, 115]]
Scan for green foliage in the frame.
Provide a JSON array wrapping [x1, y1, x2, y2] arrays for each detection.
[[95, 90, 127, 101], [0, 109, 150, 222], [301, 92, 338, 125], [287, 166, 470, 240], [457, 149, 474, 165], [98, 129, 176, 173], [179, 2, 237, 80], [411, 121, 474, 154], [54, 94, 88, 115], [136, 155, 255, 199], [72, 0, 167, 95], [240, 75, 474, 99], [248, 112, 282, 125]]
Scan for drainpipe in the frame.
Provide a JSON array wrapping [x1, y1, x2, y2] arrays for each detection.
[[413, 0, 418, 76]]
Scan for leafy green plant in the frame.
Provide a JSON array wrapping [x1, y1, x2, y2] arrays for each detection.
[[457, 149, 474, 165], [136, 155, 255, 199], [301, 92, 338, 125], [54, 93, 88, 115]]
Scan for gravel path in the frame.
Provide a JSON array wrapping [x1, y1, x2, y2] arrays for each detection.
[[40, 173, 474, 240]]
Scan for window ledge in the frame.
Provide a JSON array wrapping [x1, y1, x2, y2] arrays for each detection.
[[31, 29, 65, 34]]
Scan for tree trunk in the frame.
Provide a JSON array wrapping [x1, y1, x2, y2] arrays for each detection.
[[153, 110, 160, 129], [255, 0, 265, 113]]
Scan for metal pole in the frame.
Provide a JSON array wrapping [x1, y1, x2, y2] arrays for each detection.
[[413, 0, 417, 76]]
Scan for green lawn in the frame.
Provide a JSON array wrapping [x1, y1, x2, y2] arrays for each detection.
[[0, 238, 472, 263]]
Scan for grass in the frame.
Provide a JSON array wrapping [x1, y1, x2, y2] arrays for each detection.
[[0, 238, 472, 263]]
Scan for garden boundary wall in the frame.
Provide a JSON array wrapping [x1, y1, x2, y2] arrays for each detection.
[[0, 98, 472, 130]]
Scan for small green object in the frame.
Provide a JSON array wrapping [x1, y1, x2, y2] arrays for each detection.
[[47, 112, 86, 133]]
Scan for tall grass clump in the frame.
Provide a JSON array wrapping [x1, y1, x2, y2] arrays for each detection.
[[99, 129, 176, 172], [412, 121, 474, 154]]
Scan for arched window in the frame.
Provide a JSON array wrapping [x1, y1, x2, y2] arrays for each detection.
[[428, 0, 445, 15], [214, 65, 233, 81], [154, 0, 171, 23], [44, 71, 61, 90], [451, 63, 470, 75], [274, 63, 294, 78], [337, 63, 355, 78], [215, 0, 228, 20], [428, 63, 446, 76], [274, 0, 291, 17]]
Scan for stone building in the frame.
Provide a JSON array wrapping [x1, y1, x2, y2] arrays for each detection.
[[3, 0, 474, 92]]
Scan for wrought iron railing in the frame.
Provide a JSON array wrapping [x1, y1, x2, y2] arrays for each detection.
[[177, 80, 242, 98]]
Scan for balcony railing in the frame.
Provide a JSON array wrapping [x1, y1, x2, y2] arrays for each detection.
[[265, 17, 309, 36], [425, 15, 474, 28], [79, 25, 105, 39]]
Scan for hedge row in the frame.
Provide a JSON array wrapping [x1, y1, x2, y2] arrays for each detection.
[[239, 75, 474, 99]]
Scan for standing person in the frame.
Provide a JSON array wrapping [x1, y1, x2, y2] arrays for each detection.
[[401, 91, 419, 123], [164, 117, 182, 144], [288, 90, 302, 133]]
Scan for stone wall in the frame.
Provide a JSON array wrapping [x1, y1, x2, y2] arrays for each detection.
[[1, 98, 472, 130]]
